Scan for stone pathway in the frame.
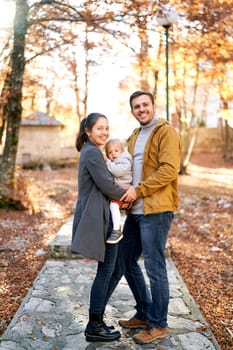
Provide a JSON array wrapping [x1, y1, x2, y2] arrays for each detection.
[[0, 216, 221, 350]]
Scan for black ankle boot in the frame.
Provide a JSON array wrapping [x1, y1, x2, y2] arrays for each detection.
[[101, 312, 115, 330], [85, 313, 121, 342]]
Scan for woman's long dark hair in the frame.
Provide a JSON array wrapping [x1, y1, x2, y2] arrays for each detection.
[[75, 113, 107, 151]]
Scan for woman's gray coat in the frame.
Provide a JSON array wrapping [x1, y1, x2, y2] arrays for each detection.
[[71, 140, 125, 262]]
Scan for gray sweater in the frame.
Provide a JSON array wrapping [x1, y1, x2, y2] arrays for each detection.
[[131, 117, 158, 214]]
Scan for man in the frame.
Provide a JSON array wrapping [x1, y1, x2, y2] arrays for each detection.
[[119, 90, 180, 344]]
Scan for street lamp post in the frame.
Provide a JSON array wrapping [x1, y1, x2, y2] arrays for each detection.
[[156, 5, 177, 121]]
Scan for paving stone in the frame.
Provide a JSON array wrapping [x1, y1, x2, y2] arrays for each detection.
[[177, 332, 217, 350], [168, 297, 191, 315]]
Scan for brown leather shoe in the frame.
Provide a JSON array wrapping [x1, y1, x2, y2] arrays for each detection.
[[118, 317, 148, 329], [133, 327, 167, 344]]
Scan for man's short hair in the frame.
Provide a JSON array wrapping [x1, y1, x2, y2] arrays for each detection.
[[129, 90, 154, 109]]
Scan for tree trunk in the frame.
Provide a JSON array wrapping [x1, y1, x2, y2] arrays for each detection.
[[0, 69, 11, 145], [223, 119, 233, 161], [0, 0, 29, 203]]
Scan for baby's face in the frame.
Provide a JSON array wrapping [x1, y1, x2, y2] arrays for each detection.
[[106, 144, 123, 161]]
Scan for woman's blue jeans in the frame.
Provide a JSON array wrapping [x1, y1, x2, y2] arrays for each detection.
[[89, 225, 119, 315], [106, 212, 174, 328]]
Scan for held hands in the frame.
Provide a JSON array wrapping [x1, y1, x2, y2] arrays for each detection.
[[120, 186, 137, 203]]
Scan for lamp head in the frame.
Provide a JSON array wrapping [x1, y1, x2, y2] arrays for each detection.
[[156, 4, 178, 28]]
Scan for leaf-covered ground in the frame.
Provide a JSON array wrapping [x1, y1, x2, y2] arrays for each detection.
[[169, 149, 233, 350], [0, 149, 232, 349]]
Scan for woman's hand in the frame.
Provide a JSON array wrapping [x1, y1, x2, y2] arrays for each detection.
[[120, 186, 137, 202]]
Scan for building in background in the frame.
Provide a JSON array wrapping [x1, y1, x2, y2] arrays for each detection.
[[16, 111, 63, 165]]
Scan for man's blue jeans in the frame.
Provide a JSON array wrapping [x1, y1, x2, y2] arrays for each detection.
[[106, 212, 174, 328]]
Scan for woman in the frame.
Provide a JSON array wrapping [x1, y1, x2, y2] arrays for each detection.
[[71, 113, 132, 343]]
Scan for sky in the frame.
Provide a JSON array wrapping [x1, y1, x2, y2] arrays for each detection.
[[0, 0, 15, 31]]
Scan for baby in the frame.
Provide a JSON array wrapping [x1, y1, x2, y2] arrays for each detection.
[[105, 139, 133, 244]]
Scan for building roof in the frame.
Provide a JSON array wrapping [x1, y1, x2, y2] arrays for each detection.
[[21, 112, 61, 126]]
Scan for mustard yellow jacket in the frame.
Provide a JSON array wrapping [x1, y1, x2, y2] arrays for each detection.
[[127, 118, 180, 214]]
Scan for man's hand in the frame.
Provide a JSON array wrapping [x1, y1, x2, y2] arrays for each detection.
[[120, 202, 133, 209], [120, 186, 137, 202]]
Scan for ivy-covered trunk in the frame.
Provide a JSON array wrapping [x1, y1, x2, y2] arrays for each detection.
[[0, 0, 29, 204]]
